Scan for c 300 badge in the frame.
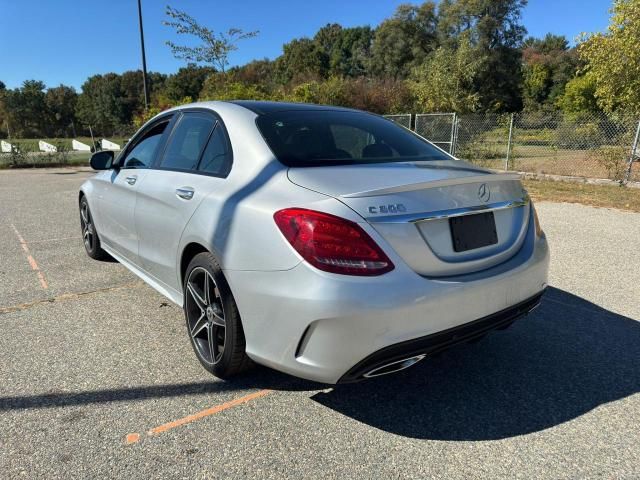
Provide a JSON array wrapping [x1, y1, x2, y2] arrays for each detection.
[[368, 204, 407, 214]]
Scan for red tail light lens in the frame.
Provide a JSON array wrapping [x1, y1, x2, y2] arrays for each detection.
[[274, 208, 394, 276]]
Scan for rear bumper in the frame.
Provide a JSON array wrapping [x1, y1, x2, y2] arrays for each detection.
[[337, 290, 544, 383], [225, 219, 549, 384]]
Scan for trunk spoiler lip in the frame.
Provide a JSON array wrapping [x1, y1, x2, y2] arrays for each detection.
[[341, 172, 523, 198]]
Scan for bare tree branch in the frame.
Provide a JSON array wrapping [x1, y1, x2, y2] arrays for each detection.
[[163, 5, 259, 73]]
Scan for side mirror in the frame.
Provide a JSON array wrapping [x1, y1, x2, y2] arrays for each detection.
[[90, 150, 115, 170]]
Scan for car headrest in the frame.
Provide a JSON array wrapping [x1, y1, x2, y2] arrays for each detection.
[[362, 143, 393, 158]]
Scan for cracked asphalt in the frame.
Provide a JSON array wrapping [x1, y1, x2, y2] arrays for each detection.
[[0, 167, 639, 479]]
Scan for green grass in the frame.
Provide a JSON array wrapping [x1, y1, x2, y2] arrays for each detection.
[[523, 178, 640, 212], [0, 151, 92, 169], [460, 143, 639, 182]]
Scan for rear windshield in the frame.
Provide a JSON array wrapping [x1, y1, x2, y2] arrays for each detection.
[[255, 110, 452, 167]]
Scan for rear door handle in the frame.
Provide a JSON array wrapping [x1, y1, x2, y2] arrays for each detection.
[[125, 175, 137, 185], [176, 187, 195, 200]]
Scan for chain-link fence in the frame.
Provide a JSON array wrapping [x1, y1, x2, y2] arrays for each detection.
[[415, 113, 457, 153], [384, 114, 412, 130], [386, 112, 640, 183]]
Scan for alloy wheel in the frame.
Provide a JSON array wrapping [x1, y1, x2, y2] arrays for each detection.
[[80, 202, 95, 252], [185, 266, 226, 365]]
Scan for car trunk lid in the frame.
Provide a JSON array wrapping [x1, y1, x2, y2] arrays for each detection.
[[287, 160, 530, 276]]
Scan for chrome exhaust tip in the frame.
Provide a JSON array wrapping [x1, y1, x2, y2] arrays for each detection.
[[362, 354, 426, 379]]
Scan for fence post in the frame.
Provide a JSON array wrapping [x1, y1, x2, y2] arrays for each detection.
[[623, 120, 640, 185], [505, 113, 514, 171], [449, 113, 457, 155], [452, 114, 459, 157]]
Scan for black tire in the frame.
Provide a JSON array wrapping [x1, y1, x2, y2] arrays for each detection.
[[79, 196, 109, 260], [183, 252, 252, 379]]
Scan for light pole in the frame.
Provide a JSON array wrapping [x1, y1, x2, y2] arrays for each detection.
[[137, 0, 150, 110]]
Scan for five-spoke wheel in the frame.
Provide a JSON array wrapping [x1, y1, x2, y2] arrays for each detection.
[[80, 201, 96, 252], [183, 252, 252, 378], [185, 266, 227, 365], [79, 196, 108, 260]]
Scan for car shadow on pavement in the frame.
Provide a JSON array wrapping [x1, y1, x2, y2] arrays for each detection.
[[0, 367, 320, 412], [311, 286, 640, 440]]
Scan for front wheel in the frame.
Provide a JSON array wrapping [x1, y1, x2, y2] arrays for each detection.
[[183, 252, 252, 378], [79, 196, 108, 260]]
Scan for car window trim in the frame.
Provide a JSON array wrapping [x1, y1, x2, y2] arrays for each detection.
[[117, 113, 176, 170], [149, 108, 234, 179]]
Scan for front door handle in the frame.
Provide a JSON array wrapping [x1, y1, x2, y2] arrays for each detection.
[[125, 176, 137, 185], [176, 187, 195, 200]]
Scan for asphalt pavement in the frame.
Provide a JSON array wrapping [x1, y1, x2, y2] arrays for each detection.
[[0, 167, 638, 479]]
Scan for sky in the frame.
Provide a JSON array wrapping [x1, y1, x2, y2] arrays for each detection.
[[0, 0, 613, 90]]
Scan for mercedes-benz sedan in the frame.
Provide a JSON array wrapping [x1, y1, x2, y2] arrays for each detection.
[[79, 101, 549, 383]]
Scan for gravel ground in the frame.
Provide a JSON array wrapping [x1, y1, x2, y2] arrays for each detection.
[[0, 168, 638, 479]]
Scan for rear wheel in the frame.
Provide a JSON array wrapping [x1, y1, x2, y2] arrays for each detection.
[[183, 252, 252, 378], [79, 196, 108, 260]]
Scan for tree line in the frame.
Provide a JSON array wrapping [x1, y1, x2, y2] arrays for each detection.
[[0, 0, 636, 139]]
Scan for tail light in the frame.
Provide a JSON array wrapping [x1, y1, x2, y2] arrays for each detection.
[[273, 208, 394, 276], [531, 203, 544, 237]]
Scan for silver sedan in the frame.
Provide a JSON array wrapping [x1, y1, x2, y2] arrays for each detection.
[[79, 101, 549, 384]]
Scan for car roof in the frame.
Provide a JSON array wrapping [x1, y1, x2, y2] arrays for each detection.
[[226, 100, 359, 115]]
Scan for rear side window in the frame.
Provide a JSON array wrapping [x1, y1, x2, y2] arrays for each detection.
[[256, 110, 451, 167], [198, 124, 232, 176], [160, 113, 215, 171]]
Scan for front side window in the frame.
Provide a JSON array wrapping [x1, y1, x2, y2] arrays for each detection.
[[160, 113, 215, 171], [121, 120, 169, 168], [256, 110, 452, 167]]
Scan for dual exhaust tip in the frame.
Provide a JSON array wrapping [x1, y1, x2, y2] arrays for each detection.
[[362, 354, 426, 379]]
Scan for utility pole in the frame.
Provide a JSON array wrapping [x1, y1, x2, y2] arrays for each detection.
[[137, 0, 150, 110]]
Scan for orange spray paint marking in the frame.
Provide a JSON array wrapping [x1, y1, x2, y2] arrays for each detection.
[[10, 224, 49, 289], [124, 389, 272, 445]]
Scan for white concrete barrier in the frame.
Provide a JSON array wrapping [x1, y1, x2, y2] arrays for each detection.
[[72, 139, 91, 151], [39, 140, 57, 153], [101, 139, 121, 151], [1, 140, 12, 153]]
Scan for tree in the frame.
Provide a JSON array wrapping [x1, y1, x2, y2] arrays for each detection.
[[119, 70, 167, 120], [556, 74, 600, 115], [199, 73, 269, 101], [409, 32, 483, 112], [234, 59, 276, 85], [275, 38, 329, 83], [45, 85, 78, 137], [163, 6, 258, 73], [327, 26, 374, 77], [287, 77, 413, 114], [369, 2, 438, 79], [3, 80, 48, 137], [579, 0, 640, 114], [522, 34, 579, 109], [164, 64, 215, 102], [76, 74, 127, 136], [436, 0, 528, 111]]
